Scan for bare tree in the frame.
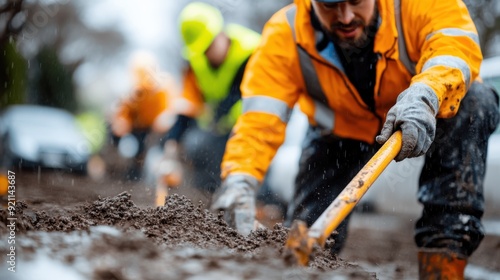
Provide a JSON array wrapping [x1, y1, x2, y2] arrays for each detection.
[[1, 0, 127, 111], [18, 1, 125, 64], [0, 0, 26, 43]]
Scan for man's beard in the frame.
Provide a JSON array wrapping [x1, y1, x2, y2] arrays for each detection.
[[328, 7, 379, 52]]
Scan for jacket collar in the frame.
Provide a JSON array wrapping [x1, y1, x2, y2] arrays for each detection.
[[293, 0, 398, 62]]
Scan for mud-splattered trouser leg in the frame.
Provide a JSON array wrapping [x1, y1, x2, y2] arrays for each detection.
[[415, 82, 500, 257], [284, 129, 377, 254]]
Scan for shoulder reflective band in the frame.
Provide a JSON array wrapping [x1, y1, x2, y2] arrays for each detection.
[[285, 5, 334, 129], [426, 28, 480, 46], [286, 5, 329, 106], [394, 0, 416, 76]]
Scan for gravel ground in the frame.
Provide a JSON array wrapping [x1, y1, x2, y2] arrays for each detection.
[[0, 168, 498, 279]]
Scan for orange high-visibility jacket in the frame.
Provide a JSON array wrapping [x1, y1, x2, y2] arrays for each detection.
[[221, 0, 482, 182], [114, 75, 174, 131]]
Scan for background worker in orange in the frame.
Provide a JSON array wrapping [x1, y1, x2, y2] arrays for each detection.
[[111, 51, 176, 181], [211, 0, 500, 278]]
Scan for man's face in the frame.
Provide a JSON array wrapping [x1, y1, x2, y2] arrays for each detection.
[[205, 32, 230, 68], [312, 0, 377, 49]]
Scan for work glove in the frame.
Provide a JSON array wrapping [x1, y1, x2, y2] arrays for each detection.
[[210, 174, 259, 236], [152, 111, 177, 134], [376, 83, 439, 162]]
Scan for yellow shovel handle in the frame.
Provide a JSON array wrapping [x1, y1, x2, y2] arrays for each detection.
[[308, 131, 403, 245]]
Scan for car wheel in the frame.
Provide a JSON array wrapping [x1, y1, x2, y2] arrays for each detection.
[[0, 134, 15, 169], [71, 162, 88, 175]]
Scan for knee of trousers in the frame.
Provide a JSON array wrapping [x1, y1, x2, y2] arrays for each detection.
[[420, 81, 499, 210], [450, 81, 500, 135], [414, 208, 485, 257]]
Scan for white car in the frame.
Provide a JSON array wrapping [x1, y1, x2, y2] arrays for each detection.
[[0, 105, 90, 173]]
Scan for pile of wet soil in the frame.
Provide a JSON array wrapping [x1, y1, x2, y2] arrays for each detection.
[[0, 192, 375, 279]]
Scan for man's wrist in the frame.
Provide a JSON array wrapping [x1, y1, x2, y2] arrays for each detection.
[[403, 82, 440, 116], [224, 174, 259, 191]]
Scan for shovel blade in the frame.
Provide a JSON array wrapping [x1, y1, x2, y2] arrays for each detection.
[[285, 220, 317, 266]]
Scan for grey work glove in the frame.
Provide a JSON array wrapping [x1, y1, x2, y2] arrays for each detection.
[[376, 83, 439, 162], [210, 174, 259, 236]]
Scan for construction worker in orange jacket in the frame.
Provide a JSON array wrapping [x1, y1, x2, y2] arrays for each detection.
[[211, 0, 500, 278], [111, 51, 177, 181]]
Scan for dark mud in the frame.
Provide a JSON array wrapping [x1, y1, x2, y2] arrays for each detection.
[[0, 192, 375, 280], [1, 169, 499, 279]]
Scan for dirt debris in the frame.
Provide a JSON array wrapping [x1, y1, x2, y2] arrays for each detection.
[[0, 192, 375, 279]]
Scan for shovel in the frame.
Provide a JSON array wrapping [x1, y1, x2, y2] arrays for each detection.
[[284, 131, 402, 266], [155, 140, 183, 206]]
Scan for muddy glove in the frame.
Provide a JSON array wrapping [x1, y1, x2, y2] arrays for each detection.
[[376, 83, 439, 161], [210, 174, 259, 236]]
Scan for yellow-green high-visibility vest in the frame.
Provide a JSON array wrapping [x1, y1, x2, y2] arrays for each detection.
[[188, 24, 261, 132]]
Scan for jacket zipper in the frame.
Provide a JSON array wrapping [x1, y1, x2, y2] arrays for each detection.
[[308, 53, 383, 126]]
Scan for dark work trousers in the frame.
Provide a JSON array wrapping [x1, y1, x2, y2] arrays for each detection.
[[111, 129, 149, 181], [181, 127, 229, 194], [415, 81, 499, 257], [181, 126, 285, 207], [285, 81, 499, 256], [284, 129, 379, 254]]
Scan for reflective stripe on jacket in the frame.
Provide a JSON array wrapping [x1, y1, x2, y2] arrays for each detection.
[[221, 0, 482, 182], [180, 24, 261, 129]]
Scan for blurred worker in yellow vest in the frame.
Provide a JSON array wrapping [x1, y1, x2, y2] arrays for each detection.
[[159, 2, 261, 195]]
